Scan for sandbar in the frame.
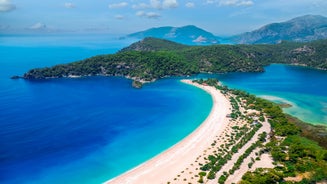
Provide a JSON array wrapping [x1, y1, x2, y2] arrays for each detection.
[[105, 79, 231, 184]]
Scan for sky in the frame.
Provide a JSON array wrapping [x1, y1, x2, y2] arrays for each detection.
[[1, 0, 327, 35]]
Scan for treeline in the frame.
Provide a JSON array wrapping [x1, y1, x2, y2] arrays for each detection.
[[22, 38, 327, 82]]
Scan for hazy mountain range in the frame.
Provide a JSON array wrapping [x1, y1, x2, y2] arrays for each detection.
[[232, 15, 327, 44], [126, 15, 327, 45], [126, 25, 220, 45]]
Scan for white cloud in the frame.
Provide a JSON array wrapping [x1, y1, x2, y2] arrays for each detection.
[[136, 11, 145, 16], [64, 2, 75, 9], [133, 0, 178, 10], [206, 0, 215, 4], [150, 0, 162, 9], [28, 22, 47, 30], [108, 2, 128, 9], [162, 0, 178, 8], [132, 3, 150, 9], [136, 11, 160, 19], [185, 2, 195, 8], [0, 0, 16, 12], [147, 12, 161, 18], [219, 0, 254, 7], [115, 14, 125, 20]]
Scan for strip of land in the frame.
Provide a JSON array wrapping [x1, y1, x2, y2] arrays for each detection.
[[106, 80, 232, 184], [106, 79, 274, 184]]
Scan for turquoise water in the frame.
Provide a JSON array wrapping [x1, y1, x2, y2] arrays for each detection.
[[197, 64, 327, 124], [0, 35, 212, 184]]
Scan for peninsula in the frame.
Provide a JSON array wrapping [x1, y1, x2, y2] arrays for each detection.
[[107, 79, 272, 184], [20, 38, 327, 86], [106, 79, 327, 183]]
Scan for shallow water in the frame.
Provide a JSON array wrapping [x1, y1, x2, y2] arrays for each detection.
[[197, 64, 327, 124]]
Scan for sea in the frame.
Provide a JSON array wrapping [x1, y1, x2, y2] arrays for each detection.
[[0, 34, 326, 184]]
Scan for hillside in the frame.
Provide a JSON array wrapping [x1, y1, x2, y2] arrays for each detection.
[[126, 25, 220, 45], [119, 37, 189, 52], [232, 15, 327, 44], [21, 38, 327, 84]]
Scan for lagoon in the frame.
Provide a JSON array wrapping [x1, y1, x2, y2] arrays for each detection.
[[209, 64, 327, 124], [0, 34, 326, 183]]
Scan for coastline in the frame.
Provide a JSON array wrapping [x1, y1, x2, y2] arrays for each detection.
[[105, 79, 232, 184]]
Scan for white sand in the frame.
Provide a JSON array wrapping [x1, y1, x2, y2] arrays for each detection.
[[105, 80, 232, 184], [224, 120, 273, 184]]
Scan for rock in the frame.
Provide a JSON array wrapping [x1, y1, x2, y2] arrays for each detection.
[[132, 80, 143, 89]]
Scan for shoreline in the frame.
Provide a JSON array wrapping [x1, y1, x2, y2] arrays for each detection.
[[105, 79, 232, 184]]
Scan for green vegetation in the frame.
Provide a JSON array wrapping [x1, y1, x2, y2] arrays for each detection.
[[192, 79, 268, 183], [195, 79, 327, 184], [286, 114, 327, 149], [227, 132, 267, 178], [226, 89, 327, 183], [22, 38, 327, 82], [132, 80, 143, 88]]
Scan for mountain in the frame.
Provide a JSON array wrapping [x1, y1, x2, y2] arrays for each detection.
[[232, 15, 327, 44], [21, 37, 327, 84], [126, 25, 220, 45]]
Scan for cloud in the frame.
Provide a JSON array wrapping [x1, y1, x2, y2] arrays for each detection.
[[146, 12, 161, 18], [136, 11, 161, 19], [219, 0, 254, 6], [133, 0, 178, 10], [0, 0, 16, 12], [162, 0, 178, 8], [28, 22, 47, 30], [108, 2, 128, 9], [132, 3, 150, 9], [115, 14, 125, 20], [136, 11, 145, 16], [205, 0, 215, 4], [64, 2, 75, 8], [185, 2, 195, 8], [150, 0, 162, 9]]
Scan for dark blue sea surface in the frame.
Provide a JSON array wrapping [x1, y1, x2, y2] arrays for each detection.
[[0, 35, 212, 183]]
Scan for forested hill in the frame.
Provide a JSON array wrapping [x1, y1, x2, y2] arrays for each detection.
[[21, 38, 327, 83]]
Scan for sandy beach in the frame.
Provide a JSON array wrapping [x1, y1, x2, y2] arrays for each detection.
[[106, 79, 232, 184]]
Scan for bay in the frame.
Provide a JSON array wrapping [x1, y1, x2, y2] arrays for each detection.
[[1, 34, 326, 184], [0, 34, 212, 184]]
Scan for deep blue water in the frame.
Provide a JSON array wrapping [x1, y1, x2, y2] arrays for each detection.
[[0, 35, 213, 184], [0, 35, 326, 184]]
